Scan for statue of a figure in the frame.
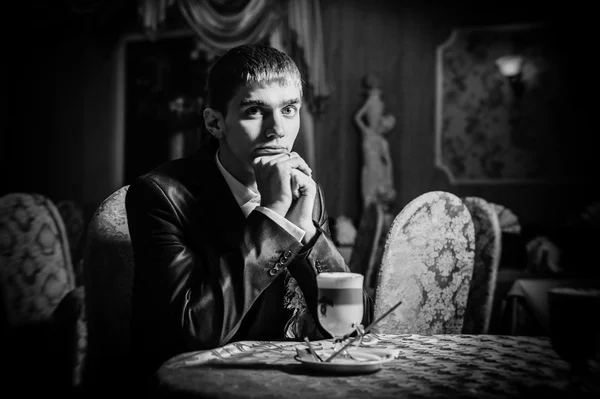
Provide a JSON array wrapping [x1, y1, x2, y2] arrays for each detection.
[[354, 74, 396, 209]]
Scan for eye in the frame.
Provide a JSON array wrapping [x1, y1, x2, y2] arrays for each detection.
[[244, 107, 263, 117], [282, 105, 298, 116]]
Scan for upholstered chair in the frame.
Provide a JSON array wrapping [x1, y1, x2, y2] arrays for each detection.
[[349, 203, 394, 297], [490, 202, 521, 235], [0, 192, 79, 393], [53, 284, 87, 391], [0, 192, 76, 325], [461, 196, 502, 334], [82, 185, 134, 392], [372, 191, 475, 335], [56, 199, 86, 284]]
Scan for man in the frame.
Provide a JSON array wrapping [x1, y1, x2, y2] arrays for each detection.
[[125, 44, 373, 379]]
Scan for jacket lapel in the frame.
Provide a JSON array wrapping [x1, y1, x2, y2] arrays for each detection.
[[189, 142, 246, 251]]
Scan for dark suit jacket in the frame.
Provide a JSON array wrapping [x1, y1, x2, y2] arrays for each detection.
[[125, 139, 373, 376]]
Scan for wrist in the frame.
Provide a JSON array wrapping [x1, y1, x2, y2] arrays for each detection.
[[301, 224, 318, 245], [263, 201, 289, 218]]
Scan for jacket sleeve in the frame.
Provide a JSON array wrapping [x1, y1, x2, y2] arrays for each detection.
[[286, 184, 374, 331], [126, 176, 305, 370]]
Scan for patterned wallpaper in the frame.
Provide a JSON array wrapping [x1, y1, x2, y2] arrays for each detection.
[[435, 24, 564, 184]]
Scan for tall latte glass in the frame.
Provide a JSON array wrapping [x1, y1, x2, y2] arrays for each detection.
[[317, 272, 364, 357]]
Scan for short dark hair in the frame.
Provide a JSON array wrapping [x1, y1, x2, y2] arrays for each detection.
[[205, 44, 303, 115]]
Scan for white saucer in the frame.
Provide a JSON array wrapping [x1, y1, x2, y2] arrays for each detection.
[[294, 347, 396, 375]]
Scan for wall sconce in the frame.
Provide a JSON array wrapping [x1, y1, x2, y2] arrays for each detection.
[[496, 55, 525, 98]]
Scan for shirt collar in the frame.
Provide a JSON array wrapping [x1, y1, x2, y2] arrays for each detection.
[[214, 150, 260, 208]]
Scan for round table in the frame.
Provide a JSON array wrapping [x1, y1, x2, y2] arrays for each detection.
[[155, 334, 572, 398]]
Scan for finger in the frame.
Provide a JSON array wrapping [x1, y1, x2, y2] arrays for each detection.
[[284, 155, 312, 177], [253, 152, 313, 177], [290, 169, 316, 197], [287, 152, 311, 176], [291, 174, 301, 200], [252, 152, 291, 168], [290, 169, 302, 199]]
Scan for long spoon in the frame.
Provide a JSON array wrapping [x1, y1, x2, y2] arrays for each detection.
[[323, 299, 403, 363], [303, 336, 324, 362]]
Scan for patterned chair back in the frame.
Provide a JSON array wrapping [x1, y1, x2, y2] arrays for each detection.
[[0, 193, 75, 327], [461, 196, 502, 334], [373, 191, 475, 335], [82, 186, 133, 390]]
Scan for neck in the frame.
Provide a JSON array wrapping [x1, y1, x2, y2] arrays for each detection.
[[217, 146, 257, 190]]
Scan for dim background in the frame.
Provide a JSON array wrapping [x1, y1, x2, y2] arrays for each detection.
[[2, 0, 597, 252]]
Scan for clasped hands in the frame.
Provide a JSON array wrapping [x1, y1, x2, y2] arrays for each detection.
[[253, 152, 317, 243]]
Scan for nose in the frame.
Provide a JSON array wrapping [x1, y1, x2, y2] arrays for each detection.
[[265, 112, 285, 139]]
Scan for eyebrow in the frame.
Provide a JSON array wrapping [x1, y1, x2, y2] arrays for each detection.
[[239, 98, 302, 108]]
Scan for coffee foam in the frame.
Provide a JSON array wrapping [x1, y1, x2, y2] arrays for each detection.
[[317, 272, 364, 289]]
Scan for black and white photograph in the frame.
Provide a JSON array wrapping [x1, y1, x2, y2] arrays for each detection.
[[2, 1, 598, 398]]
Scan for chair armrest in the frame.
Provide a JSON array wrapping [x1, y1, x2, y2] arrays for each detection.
[[52, 285, 87, 392]]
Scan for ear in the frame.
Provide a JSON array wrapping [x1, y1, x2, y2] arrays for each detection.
[[203, 108, 225, 139]]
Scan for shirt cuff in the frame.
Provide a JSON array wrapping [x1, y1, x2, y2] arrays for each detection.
[[255, 206, 305, 243]]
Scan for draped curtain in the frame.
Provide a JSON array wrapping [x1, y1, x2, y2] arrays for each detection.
[[177, 0, 280, 52], [283, 0, 330, 115], [139, 0, 176, 36], [160, 0, 330, 177]]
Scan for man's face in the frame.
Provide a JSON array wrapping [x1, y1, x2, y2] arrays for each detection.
[[217, 81, 302, 178]]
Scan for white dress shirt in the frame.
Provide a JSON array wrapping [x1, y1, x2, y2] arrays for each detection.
[[215, 151, 305, 243]]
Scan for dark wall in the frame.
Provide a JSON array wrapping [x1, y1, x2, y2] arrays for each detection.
[[4, 2, 136, 220], [3, 0, 597, 229], [317, 0, 597, 227]]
